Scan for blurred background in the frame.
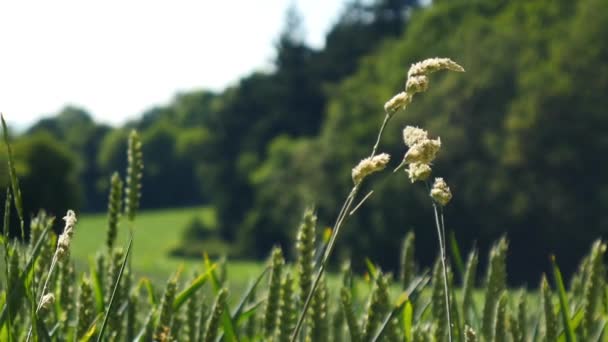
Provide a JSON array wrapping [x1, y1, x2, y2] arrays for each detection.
[[1, 0, 607, 285]]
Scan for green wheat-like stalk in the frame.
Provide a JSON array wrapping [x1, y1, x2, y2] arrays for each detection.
[[264, 247, 284, 337], [399, 231, 416, 290], [125, 130, 143, 222], [106, 172, 123, 250], [296, 209, 316, 306], [203, 288, 227, 342], [482, 237, 507, 341], [276, 272, 295, 342], [340, 287, 361, 342], [154, 276, 178, 341]]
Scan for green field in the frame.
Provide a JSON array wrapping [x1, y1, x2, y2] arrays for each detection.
[[71, 206, 266, 289]]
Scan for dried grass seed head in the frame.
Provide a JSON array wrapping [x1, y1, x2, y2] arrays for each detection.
[[40, 293, 55, 310], [407, 162, 432, 183], [403, 126, 428, 147], [407, 57, 465, 78], [352, 153, 391, 184], [384, 92, 412, 116], [405, 75, 429, 94], [404, 137, 441, 164], [57, 210, 77, 258], [430, 177, 452, 206]]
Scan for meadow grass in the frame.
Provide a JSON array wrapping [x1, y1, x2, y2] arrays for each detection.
[[71, 206, 226, 281], [1, 57, 606, 341]]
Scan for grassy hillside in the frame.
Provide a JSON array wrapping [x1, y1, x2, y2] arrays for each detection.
[[70, 206, 267, 286]]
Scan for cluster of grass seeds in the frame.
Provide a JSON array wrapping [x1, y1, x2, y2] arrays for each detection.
[[2, 56, 608, 342]]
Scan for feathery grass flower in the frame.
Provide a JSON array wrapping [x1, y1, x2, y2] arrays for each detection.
[[384, 92, 412, 116], [404, 137, 441, 165], [407, 57, 465, 78], [407, 162, 432, 183], [352, 153, 390, 184], [57, 210, 77, 258], [430, 178, 452, 206], [40, 293, 55, 310], [402, 126, 429, 147], [405, 75, 429, 94]]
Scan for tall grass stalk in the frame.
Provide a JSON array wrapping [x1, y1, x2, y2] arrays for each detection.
[[26, 210, 77, 342], [292, 57, 464, 342], [432, 200, 453, 342]]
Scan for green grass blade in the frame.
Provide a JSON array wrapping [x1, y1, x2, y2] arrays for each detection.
[[403, 299, 413, 341], [370, 291, 409, 342], [138, 277, 157, 306], [173, 264, 217, 311], [230, 266, 269, 320], [449, 231, 465, 282], [96, 234, 133, 342], [88, 257, 104, 313], [590, 318, 606, 342], [204, 255, 239, 342], [235, 298, 266, 324], [551, 256, 576, 342], [0, 226, 50, 327], [1, 115, 24, 240], [365, 258, 378, 280]]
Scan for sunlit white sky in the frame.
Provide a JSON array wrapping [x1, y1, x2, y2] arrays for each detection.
[[0, 0, 346, 130]]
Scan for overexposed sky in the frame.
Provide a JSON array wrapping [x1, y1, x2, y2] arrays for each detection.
[[0, 0, 346, 130]]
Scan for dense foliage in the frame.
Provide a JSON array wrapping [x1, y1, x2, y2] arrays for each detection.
[[3, 0, 608, 282]]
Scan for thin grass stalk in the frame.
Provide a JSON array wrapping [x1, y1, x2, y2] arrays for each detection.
[[291, 183, 358, 341], [27, 210, 78, 342], [96, 234, 133, 342], [3, 189, 13, 342], [292, 106, 395, 341], [432, 202, 452, 342], [1, 114, 25, 241]]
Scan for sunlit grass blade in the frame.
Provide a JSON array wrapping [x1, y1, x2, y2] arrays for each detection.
[[1, 114, 24, 240], [96, 234, 133, 342], [204, 254, 239, 342], [235, 298, 266, 324], [88, 257, 104, 313], [590, 318, 606, 342], [173, 264, 217, 311], [0, 225, 50, 327], [231, 266, 269, 320], [365, 258, 379, 281], [371, 291, 409, 342], [403, 298, 413, 341], [138, 277, 157, 305], [551, 256, 576, 342], [449, 231, 465, 282]]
